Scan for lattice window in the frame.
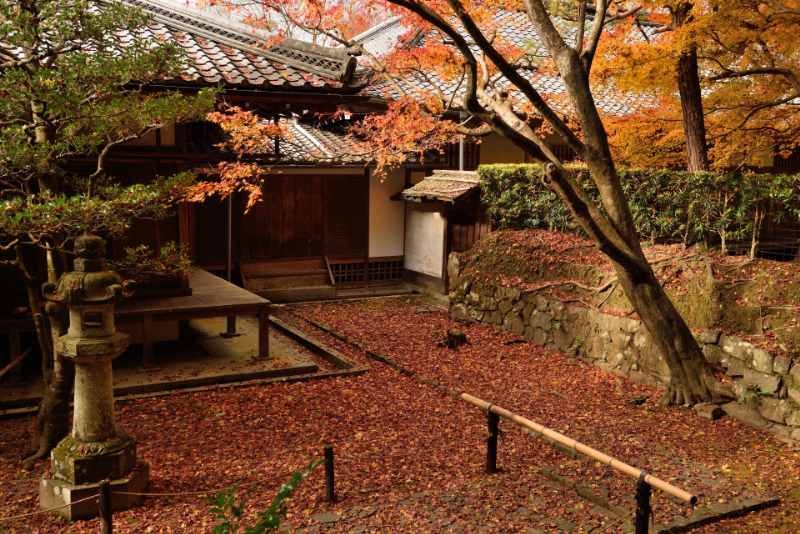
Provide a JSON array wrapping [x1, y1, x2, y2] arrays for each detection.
[[775, 148, 800, 168], [445, 139, 480, 170], [368, 259, 404, 282], [550, 144, 580, 163], [330, 261, 364, 285]]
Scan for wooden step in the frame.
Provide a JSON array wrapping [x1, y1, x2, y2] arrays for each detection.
[[241, 259, 331, 291]]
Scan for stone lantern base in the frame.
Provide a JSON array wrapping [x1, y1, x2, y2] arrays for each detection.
[[51, 431, 138, 485], [39, 462, 150, 520], [41, 429, 148, 520]]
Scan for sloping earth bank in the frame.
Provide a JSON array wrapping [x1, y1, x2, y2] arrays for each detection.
[[458, 229, 800, 356]]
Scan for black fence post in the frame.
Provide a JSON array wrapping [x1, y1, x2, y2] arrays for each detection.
[[99, 480, 113, 534], [324, 445, 336, 503], [635, 471, 652, 534], [486, 405, 499, 474]]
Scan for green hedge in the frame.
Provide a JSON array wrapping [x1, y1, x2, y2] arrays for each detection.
[[477, 164, 800, 254]]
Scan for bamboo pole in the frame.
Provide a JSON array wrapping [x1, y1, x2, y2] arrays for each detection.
[[0, 347, 31, 381], [459, 393, 697, 505]]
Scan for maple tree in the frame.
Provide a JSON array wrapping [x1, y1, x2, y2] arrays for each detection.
[[208, 0, 733, 406], [209, 0, 390, 42], [596, 0, 800, 170], [0, 0, 216, 469]]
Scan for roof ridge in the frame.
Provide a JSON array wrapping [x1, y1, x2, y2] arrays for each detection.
[[352, 15, 403, 43], [117, 0, 360, 82]]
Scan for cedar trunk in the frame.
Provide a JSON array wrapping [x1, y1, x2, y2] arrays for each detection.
[[676, 47, 710, 172]]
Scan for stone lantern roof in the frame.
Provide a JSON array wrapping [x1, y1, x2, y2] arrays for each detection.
[[42, 232, 136, 306]]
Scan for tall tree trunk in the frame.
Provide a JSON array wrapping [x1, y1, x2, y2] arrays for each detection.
[[669, 2, 710, 172], [452, 0, 729, 405], [676, 46, 710, 172], [613, 263, 719, 406], [18, 246, 73, 470], [21, 249, 73, 470], [543, 163, 729, 406], [20, 99, 75, 469]]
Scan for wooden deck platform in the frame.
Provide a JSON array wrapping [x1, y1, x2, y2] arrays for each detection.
[[115, 269, 276, 368]]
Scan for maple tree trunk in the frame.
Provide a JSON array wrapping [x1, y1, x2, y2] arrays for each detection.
[[674, 21, 709, 172], [20, 106, 75, 468], [543, 159, 726, 407], [612, 263, 718, 406]]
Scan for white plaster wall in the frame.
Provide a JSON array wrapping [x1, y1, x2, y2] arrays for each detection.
[[369, 168, 406, 257], [479, 134, 526, 164], [478, 133, 579, 165], [117, 320, 179, 344], [123, 130, 158, 146], [404, 203, 445, 277], [161, 124, 176, 146]]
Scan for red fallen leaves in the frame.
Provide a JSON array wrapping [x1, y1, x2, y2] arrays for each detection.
[[0, 297, 798, 532], [292, 297, 800, 533]]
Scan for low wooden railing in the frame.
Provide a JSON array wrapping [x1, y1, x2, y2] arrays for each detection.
[[460, 393, 696, 533]]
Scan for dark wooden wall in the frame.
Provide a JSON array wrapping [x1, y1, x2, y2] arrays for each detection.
[[447, 195, 491, 255], [242, 176, 325, 260], [107, 162, 181, 262], [324, 176, 364, 256], [193, 174, 366, 267]]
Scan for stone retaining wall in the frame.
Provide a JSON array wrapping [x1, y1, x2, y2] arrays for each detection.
[[447, 254, 800, 439]]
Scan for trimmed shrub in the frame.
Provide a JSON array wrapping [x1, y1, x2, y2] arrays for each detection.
[[477, 164, 800, 255]]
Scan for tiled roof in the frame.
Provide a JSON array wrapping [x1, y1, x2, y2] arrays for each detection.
[[208, 119, 367, 164], [355, 13, 649, 117], [398, 170, 480, 203], [114, 0, 365, 93]]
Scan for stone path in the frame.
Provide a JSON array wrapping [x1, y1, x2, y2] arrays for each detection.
[[0, 316, 330, 412]]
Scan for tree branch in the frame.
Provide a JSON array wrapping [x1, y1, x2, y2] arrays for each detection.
[[581, 0, 609, 71], [446, 0, 587, 156], [767, 0, 800, 19]]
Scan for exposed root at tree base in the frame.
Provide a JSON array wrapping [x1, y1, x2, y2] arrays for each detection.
[[658, 380, 735, 408], [21, 448, 48, 471]]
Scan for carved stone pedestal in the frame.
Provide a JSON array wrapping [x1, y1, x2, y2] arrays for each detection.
[[40, 462, 149, 520]]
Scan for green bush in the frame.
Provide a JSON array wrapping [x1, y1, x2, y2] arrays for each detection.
[[477, 164, 800, 255]]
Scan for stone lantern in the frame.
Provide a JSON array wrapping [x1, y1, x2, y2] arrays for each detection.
[[39, 232, 149, 520]]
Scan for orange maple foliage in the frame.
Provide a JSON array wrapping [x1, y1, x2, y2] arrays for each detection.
[[185, 106, 289, 211], [596, 0, 800, 169]]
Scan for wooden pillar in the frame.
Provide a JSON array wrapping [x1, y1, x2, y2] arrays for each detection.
[[219, 194, 240, 339], [363, 168, 370, 288], [256, 306, 271, 360], [141, 314, 156, 370]]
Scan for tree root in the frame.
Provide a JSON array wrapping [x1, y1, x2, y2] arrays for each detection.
[[658, 377, 735, 407], [21, 447, 49, 471], [596, 283, 618, 308], [520, 277, 617, 297]]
